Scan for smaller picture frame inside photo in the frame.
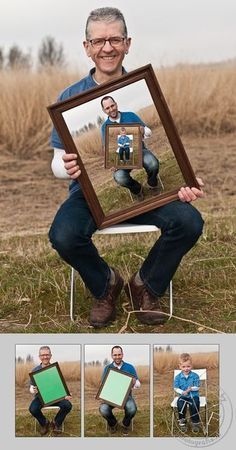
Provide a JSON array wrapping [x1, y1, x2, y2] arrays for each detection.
[[48, 64, 199, 229], [29, 362, 70, 407], [96, 367, 133, 409], [105, 123, 142, 170]]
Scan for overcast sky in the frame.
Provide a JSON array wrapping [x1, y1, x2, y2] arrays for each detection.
[[154, 345, 219, 354], [85, 345, 149, 365], [1, 0, 235, 69], [15, 345, 80, 362]]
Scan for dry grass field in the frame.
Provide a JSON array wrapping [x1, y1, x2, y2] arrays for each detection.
[[15, 360, 81, 437], [84, 364, 150, 437], [0, 63, 235, 333], [153, 352, 219, 437]]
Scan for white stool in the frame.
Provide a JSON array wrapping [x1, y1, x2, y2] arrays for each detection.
[[34, 406, 65, 433], [69, 223, 173, 322]]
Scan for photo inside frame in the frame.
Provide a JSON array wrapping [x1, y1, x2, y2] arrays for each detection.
[[62, 78, 185, 216]]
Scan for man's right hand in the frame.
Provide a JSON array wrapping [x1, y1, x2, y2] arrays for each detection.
[[62, 153, 81, 179], [32, 386, 38, 394]]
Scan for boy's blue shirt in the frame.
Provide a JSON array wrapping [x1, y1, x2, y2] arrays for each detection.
[[117, 135, 131, 147], [174, 370, 200, 397]]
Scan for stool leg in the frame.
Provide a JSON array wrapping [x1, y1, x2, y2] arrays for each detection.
[[169, 280, 173, 320], [70, 267, 75, 322]]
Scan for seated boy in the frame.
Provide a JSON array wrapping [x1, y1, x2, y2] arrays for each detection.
[[174, 353, 200, 433]]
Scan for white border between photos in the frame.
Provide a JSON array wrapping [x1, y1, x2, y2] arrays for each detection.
[[1, 333, 235, 450]]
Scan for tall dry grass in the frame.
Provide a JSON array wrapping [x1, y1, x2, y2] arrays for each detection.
[[0, 68, 81, 158], [85, 364, 149, 389], [15, 360, 80, 387], [153, 352, 219, 374], [1, 63, 235, 159], [156, 64, 236, 136]]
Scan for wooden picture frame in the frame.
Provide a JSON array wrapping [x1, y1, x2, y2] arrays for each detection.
[[29, 362, 70, 407], [48, 64, 199, 229], [95, 367, 133, 409], [105, 123, 142, 170]]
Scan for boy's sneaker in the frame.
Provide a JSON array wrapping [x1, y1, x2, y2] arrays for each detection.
[[178, 418, 187, 432], [191, 422, 200, 433]]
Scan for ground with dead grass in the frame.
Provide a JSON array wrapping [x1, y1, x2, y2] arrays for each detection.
[[0, 64, 235, 333]]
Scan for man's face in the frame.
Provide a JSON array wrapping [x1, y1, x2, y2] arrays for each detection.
[[111, 347, 123, 365], [39, 349, 52, 367], [84, 20, 131, 77], [102, 98, 119, 119], [179, 360, 192, 375]]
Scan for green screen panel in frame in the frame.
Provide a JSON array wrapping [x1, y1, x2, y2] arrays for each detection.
[[48, 64, 199, 229], [96, 368, 133, 409], [29, 362, 70, 407]]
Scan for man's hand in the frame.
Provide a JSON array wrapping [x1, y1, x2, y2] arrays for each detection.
[[178, 177, 204, 203], [32, 386, 38, 394], [62, 153, 81, 179], [65, 395, 72, 401]]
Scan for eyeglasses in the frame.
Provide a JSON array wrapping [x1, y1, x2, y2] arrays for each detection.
[[39, 354, 51, 358], [88, 37, 125, 49]]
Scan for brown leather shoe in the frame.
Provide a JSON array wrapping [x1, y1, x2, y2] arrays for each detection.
[[89, 269, 124, 328], [39, 419, 50, 435], [125, 273, 166, 325], [51, 420, 62, 434]]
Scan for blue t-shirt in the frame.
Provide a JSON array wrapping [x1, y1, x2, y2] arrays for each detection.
[[102, 361, 138, 381], [174, 370, 200, 398]]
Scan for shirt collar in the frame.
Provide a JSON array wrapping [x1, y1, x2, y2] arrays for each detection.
[[112, 361, 124, 369], [89, 66, 127, 86]]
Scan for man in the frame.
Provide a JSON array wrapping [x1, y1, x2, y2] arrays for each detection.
[[49, 7, 204, 328], [99, 346, 140, 435], [101, 96, 159, 198], [29, 346, 72, 435], [117, 127, 131, 163]]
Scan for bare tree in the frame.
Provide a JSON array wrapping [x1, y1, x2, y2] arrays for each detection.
[[7, 45, 32, 70], [38, 36, 65, 68], [0, 47, 4, 70]]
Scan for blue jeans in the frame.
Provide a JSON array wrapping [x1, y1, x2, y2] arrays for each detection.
[[113, 148, 159, 193], [49, 189, 203, 299], [118, 146, 130, 161], [29, 396, 72, 427], [177, 395, 200, 423], [99, 396, 137, 427]]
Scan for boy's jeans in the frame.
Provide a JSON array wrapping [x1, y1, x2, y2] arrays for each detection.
[[177, 395, 200, 423], [49, 188, 204, 299]]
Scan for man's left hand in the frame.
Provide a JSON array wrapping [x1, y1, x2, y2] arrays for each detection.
[[65, 395, 72, 400], [178, 177, 204, 203]]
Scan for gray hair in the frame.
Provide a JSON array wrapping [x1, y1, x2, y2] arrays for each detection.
[[39, 346, 51, 355], [85, 7, 128, 40]]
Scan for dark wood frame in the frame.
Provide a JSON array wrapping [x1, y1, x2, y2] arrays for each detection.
[[48, 64, 199, 229], [95, 367, 133, 409], [105, 123, 142, 170], [29, 362, 70, 407]]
